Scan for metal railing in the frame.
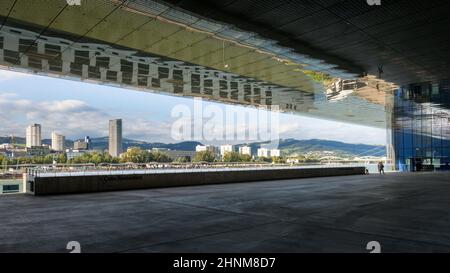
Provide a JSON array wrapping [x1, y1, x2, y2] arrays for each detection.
[[22, 162, 367, 178]]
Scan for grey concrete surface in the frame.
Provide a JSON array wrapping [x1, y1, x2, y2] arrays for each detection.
[[1, 172, 450, 253]]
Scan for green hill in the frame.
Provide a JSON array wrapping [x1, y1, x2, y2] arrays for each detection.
[[0, 136, 385, 157]]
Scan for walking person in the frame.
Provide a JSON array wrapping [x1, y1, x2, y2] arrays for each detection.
[[377, 161, 385, 175]]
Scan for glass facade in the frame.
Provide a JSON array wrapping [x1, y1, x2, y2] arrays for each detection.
[[392, 80, 450, 171]]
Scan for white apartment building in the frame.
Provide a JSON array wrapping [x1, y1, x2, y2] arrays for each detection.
[[26, 124, 41, 148], [239, 146, 252, 156], [270, 149, 281, 157], [51, 132, 65, 152], [257, 148, 270, 157], [195, 145, 218, 154], [220, 144, 235, 157]]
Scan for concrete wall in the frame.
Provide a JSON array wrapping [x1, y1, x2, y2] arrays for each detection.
[[31, 167, 365, 195], [0, 179, 23, 194]]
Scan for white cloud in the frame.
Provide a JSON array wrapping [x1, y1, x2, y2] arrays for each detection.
[[0, 94, 106, 138], [124, 118, 171, 142], [0, 93, 173, 141], [0, 69, 32, 82]]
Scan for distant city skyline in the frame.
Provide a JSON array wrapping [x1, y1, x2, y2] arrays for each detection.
[[0, 69, 386, 145]]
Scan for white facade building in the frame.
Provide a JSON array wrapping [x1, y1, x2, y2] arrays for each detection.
[[220, 144, 235, 157], [0, 143, 14, 149], [257, 148, 270, 157], [26, 124, 41, 148], [270, 149, 281, 157], [239, 146, 252, 156], [66, 149, 95, 161], [51, 132, 65, 152], [74, 140, 88, 150], [195, 145, 218, 154], [195, 145, 207, 152]]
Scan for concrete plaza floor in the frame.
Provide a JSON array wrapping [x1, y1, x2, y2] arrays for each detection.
[[1, 172, 450, 253]]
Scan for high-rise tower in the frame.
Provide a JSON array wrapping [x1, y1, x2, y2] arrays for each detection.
[[108, 119, 122, 157], [26, 124, 42, 148], [51, 132, 65, 151]]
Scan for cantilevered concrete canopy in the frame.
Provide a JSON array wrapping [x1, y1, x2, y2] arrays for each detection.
[[164, 0, 450, 86], [0, 0, 414, 128]]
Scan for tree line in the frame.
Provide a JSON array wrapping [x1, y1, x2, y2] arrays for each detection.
[[0, 147, 303, 166]]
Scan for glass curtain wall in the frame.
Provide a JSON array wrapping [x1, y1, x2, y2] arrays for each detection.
[[392, 79, 450, 171]]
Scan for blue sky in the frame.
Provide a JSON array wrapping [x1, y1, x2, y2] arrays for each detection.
[[0, 69, 386, 145]]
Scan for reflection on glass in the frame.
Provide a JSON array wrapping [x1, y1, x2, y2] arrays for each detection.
[[392, 80, 450, 171], [0, 24, 316, 113]]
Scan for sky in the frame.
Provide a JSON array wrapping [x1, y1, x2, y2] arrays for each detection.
[[0, 69, 386, 145]]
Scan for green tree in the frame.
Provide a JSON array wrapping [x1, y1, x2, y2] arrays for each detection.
[[0, 154, 9, 169], [240, 154, 252, 162], [70, 152, 92, 164], [295, 155, 306, 163], [173, 156, 190, 163], [272, 156, 286, 164], [302, 70, 333, 84], [106, 153, 120, 163], [120, 147, 150, 163], [222, 151, 241, 162], [151, 151, 171, 163], [257, 156, 272, 163], [90, 152, 103, 164], [30, 155, 53, 164], [304, 156, 320, 163], [68, 151, 120, 164], [193, 150, 215, 163], [56, 153, 67, 164]]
